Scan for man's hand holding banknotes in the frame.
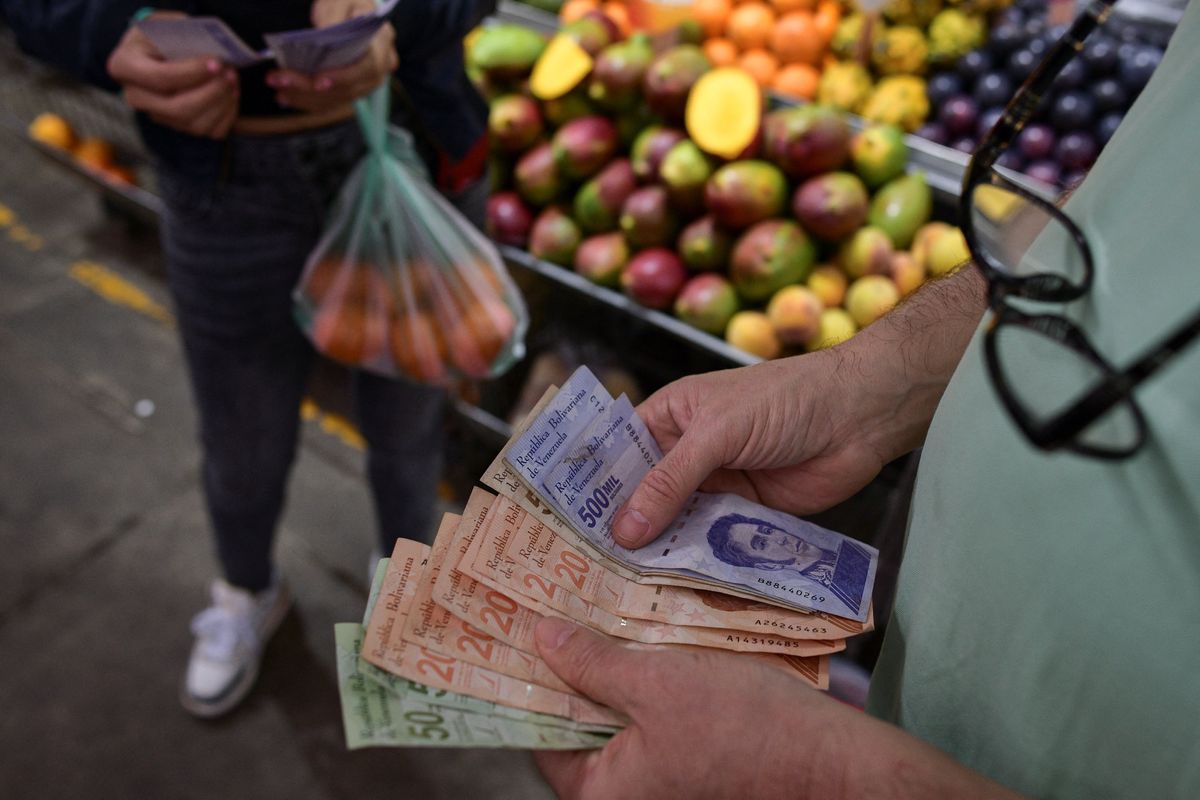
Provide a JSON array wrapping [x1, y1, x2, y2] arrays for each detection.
[[531, 358, 1018, 800]]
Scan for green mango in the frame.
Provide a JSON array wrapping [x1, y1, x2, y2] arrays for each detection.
[[470, 25, 547, 82], [850, 124, 909, 188], [867, 171, 932, 250]]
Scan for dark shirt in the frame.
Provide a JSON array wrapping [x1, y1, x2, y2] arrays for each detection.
[[196, 1, 313, 117], [2, 0, 495, 182]]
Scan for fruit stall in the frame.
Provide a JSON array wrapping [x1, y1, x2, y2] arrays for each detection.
[[7, 2, 1183, 632]]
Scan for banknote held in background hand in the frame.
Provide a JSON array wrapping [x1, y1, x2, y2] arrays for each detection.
[[137, 0, 400, 73]]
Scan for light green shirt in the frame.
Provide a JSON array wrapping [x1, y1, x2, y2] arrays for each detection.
[[867, 5, 1200, 797]]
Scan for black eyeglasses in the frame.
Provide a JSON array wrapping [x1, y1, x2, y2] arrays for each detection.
[[959, 0, 1200, 460]]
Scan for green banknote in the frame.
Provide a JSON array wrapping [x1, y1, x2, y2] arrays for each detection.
[[337, 624, 614, 749], [363, 558, 391, 627]]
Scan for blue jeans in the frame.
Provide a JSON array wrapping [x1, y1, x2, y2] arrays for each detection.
[[159, 119, 461, 592]]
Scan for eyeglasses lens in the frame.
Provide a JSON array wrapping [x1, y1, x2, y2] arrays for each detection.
[[969, 183, 1089, 289]]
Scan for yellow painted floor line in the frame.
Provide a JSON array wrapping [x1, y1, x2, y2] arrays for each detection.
[[69, 259, 175, 326]]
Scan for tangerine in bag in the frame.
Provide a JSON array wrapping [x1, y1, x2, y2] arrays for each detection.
[[293, 86, 528, 384]]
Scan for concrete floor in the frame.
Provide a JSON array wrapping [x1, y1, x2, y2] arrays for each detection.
[[0, 126, 553, 799]]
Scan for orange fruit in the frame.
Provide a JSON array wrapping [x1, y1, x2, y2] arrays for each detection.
[[560, 0, 599, 23], [101, 164, 139, 186], [73, 137, 115, 170], [391, 310, 449, 384], [314, 302, 388, 366], [769, 0, 816, 11], [771, 11, 824, 65], [738, 48, 780, 87], [28, 112, 76, 150], [694, 0, 733, 38], [814, 0, 841, 42], [703, 37, 740, 67], [601, 2, 632, 36], [726, 2, 776, 52], [772, 62, 820, 99]]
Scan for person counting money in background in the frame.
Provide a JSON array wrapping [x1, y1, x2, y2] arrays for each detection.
[[526, 3, 1200, 798], [3, 0, 496, 718]]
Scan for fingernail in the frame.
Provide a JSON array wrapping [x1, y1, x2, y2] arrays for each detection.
[[613, 509, 649, 547], [315, 77, 333, 91], [535, 617, 577, 651], [207, 59, 220, 74]]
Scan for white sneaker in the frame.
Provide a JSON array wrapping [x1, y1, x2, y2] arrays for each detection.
[[181, 575, 292, 718]]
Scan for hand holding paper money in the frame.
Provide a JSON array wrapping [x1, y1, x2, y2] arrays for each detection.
[[136, 0, 400, 74], [335, 366, 880, 750], [106, 12, 241, 140]]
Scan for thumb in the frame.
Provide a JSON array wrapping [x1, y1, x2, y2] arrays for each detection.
[[534, 749, 603, 799], [612, 433, 720, 549], [535, 618, 642, 713]]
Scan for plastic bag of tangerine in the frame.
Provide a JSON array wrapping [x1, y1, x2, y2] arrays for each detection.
[[293, 86, 528, 384]]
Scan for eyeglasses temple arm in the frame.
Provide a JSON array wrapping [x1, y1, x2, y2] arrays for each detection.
[[1064, 306, 1200, 432]]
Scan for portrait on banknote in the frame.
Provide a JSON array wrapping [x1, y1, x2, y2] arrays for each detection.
[[706, 514, 837, 582]]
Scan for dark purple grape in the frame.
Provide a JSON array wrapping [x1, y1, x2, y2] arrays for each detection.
[[915, 122, 948, 145], [1092, 78, 1128, 113], [1096, 112, 1124, 145], [1082, 36, 1119, 75], [950, 137, 978, 155], [1051, 92, 1096, 132], [1026, 37, 1049, 58], [1119, 47, 1163, 93], [977, 107, 1005, 139], [1022, 17, 1046, 39], [958, 50, 994, 84], [1017, 123, 1056, 160], [1007, 49, 1039, 82], [1117, 40, 1140, 62], [1056, 131, 1099, 171], [975, 73, 1015, 109], [994, 7, 1025, 27], [996, 150, 1024, 172], [1115, 23, 1143, 44], [1052, 58, 1089, 92], [927, 72, 965, 109], [1062, 170, 1089, 191], [1043, 25, 1068, 46], [988, 24, 1025, 57], [939, 95, 979, 137], [1025, 160, 1062, 186]]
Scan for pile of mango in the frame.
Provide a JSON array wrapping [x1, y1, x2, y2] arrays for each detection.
[[544, 1, 1010, 134], [469, 15, 970, 361]]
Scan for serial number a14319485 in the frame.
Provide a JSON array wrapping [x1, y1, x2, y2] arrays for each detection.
[[576, 476, 623, 529]]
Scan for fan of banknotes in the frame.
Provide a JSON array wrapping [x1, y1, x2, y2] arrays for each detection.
[[335, 367, 879, 749]]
